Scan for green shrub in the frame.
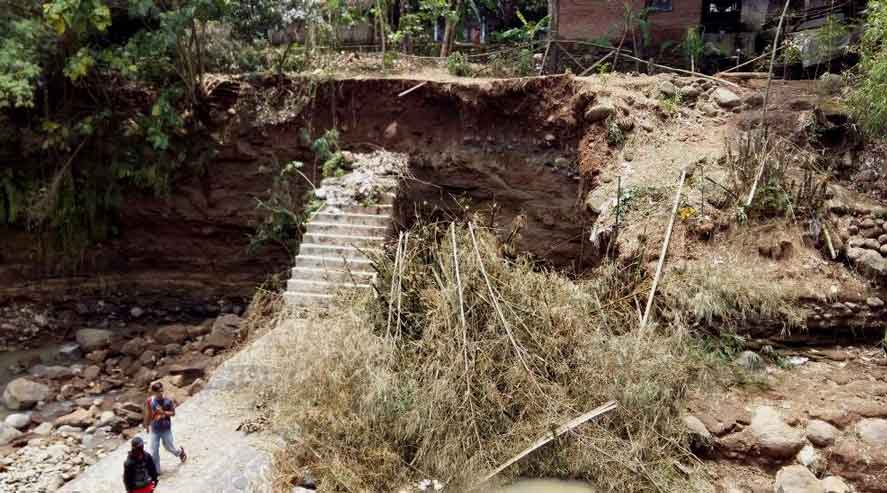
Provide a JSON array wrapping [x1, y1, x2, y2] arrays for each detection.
[[849, 0, 887, 135], [446, 51, 470, 76]]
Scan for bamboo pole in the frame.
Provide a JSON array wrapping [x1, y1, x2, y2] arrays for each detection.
[[579, 50, 614, 76], [640, 166, 688, 333], [478, 401, 619, 484]]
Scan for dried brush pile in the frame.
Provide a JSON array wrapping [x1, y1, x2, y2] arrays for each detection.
[[268, 222, 715, 492]]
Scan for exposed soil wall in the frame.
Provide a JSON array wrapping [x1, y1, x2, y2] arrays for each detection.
[[1, 75, 604, 309]]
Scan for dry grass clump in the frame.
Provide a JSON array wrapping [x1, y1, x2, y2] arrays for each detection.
[[662, 262, 803, 334], [268, 222, 714, 492]]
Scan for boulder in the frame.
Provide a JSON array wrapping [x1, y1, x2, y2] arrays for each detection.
[[700, 103, 719, 117], [585, 100, 616, 123], [140, 350, 159, 366], [201, 314, 242, 351], [56, 425, 83, 434], [744, 93, 764, 108], [154, 325, 189, 345], [749, 406, 804, 459], [774, 465, 824, 493], [75, 329, 113, 352], [856, 418, 887, 446], [821, 476, 850, 493], [97, 410, 117, 428], [30, 401, 75, 424], [55, 408, 94, 428], [847, 247, 887, 277], [3, 378, 51, 410], [4, 413, 31, 430], [796, 444, 825, 474], [806, 419, 839, 447], [121, 337, 147, 357], [713, 88, 741, 108], [0, 423, 23, 445]]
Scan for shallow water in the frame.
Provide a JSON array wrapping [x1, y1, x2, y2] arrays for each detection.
[[493, 479, 596, 492], [0, 343, 65, 418]]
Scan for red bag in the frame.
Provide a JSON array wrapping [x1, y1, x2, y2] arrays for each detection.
[[131, 483, 155, 493]]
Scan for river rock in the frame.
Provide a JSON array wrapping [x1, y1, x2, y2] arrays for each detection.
[[3, 377, 52, 410], [164, 343, 183, 356], [856, 418, 887, 445], [130, 307, 145, 318], [28, 364, 74, 380], [97, 410, 116, 428], [85, 349, 110, 363], [684, 415, 712, 451], [713, 88, 741, 108], [121, 337, 147, 356], [82, 365, 102, 380], [734, 351, 765, 372], [774, 465, 824, 493], [806, 419, 839, 447], [187, 321, 213, 338], [658, 81, 678, 97], [4, 413, 31, 430], [55, 408, 94, 427], [155, 325, 189, 344], [679, 85, 701, 99], [0, 423, 23, 445], [820, 476, 850, 493], [33, 422, 53, 435], [56, 424, 82, 434], [744, 93, 764, 108], [57, 343, 83, 362], [749, 406, 804, 459], [867, 297, 885, 308], [76, 329, 113, 352], [585, 100, 615, 122], [201, 315, 241, 350], [796, 443, 825, 474]]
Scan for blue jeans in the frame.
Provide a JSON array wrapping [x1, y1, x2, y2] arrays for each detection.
[[148, 428, 180, 472]]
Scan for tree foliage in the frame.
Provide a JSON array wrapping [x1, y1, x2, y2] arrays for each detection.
[[850, 0, 887, 136]]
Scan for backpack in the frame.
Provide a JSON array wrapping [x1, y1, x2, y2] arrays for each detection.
[[147, 397, 172, 431]]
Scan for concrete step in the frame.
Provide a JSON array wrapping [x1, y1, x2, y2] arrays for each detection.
[[302, 232, 385, 247], [290, 266, 375, 284], [306, 222, 389, 236], [286, 279, 372, 294], [324, 203, 394, 216], [312, 211, 390, 227], [283, 291, 333, 307], [294, 254, 374, 270], [297, 243, 381, 258]]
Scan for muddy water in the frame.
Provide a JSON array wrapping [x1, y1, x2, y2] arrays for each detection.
[[493, 480, 596, 492]]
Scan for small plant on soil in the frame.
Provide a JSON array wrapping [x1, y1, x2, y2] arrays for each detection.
[[446, 51, 471, 76], [723, 131, 829, 222], [658, 92, 682, 118], [309, 129, 349, 178]]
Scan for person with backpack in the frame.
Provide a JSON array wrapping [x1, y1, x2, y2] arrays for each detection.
[[123, 437, 158, 493], [144, 381, 187, 473]]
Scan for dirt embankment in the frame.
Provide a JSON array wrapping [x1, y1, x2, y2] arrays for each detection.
[[1, 75, 604, 313]]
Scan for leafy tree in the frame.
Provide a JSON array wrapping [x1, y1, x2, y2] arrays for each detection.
[[849, 0, 887, 136]]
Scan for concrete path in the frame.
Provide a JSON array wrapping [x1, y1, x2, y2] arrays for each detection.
[[60, 320, 299, 493]]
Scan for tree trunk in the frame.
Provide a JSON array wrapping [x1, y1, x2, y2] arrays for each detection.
[[439, 0, 463, 58], [544, 0, 560, 72]]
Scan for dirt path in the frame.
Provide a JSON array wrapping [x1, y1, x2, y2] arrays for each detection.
[[59, 320, 300, 493]]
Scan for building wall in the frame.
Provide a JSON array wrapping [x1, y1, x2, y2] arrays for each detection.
[[559, 0, 704, 45]]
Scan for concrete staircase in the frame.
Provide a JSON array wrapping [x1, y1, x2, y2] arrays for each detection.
[[283, 198, 393, 307]]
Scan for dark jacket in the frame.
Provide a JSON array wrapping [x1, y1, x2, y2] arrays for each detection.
[[123, 451, 158, 491]]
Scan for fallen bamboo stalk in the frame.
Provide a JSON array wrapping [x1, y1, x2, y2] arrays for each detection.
[[823, 223, 837, 260], [478, 401, 619, 484], [718, 45, 785, 75], [761, 0, 793, 134], [386, 232, 404, 338], [556, 41, 587, 73], [451, 224, 469, 372], [398, 81, 428, 97], [640, 166, 688, 333], [717, 72, 770, 79], [619, 53, 741, 89], [468, 222, 533, 377], [580, 50, 614, 76], [539, 40, 551, 76], [396, 232, 409, 338]]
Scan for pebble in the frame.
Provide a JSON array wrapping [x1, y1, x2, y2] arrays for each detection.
[[774, 464, 824, 493]]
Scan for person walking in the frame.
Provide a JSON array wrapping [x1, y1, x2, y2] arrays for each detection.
[[144, 381, 187, 473], [123, 437, 158, 493]]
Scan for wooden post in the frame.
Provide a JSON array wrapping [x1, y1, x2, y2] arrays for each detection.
[[640, 167, 688, 334]]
